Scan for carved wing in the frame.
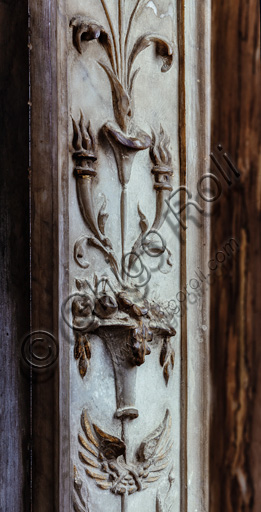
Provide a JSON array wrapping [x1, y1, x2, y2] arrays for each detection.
[[78, 409, 126, 491], [136, 409, 173, 489]]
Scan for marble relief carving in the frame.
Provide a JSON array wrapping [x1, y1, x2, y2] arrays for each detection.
[[77, 409, 172, 495], [69, 1, 176, 511]]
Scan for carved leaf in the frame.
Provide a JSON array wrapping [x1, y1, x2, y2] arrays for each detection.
[[166, 248, 173, 267], [73, 500, 86, 512], [156, 466, 175, 512], [74, 332, 91, 379], [156, 495, 164, 512], [160, 338, 175, 385], [74, 237, 90, 269], [75, 279, 87, 292], [73, 466, 88, 512], [127, 33, 173, 86], [129, 66, 140, 96], [72, 117, 82, 152], [70, 16, 116, 73], [87, 237, 119, 276], [97, 195, 109, 236], [157, 247, 173, 275], [99, 62, 131, 130], [138, 204, 149, 234], [127, 205, 149, 272]]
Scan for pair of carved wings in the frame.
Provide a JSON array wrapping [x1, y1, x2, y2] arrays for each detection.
[[77, 409, 172, 496]]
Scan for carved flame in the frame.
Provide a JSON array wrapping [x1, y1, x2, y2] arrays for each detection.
[[72, 111, 96, 161], [150, 126, 172, 167]]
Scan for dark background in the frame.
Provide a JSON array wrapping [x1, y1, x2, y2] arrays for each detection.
[[0, 0, 260, 510]]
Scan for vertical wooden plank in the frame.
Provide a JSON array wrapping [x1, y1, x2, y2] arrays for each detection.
[[0, 0, 30, 509], [210, 0, 261, 510], [29, 0, 59, 509]]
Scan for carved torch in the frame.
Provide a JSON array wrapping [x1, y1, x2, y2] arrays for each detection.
[[72, 112, 110, 247], [150, 126, 173, 231]]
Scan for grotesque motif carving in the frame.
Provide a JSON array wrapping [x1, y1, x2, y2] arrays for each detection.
[[69, 1, 177, 510]]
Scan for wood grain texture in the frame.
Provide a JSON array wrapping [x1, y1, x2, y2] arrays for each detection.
[[29, 0, 59, 509], [210, 1, 261, 510], [0, 0, 30, 510]]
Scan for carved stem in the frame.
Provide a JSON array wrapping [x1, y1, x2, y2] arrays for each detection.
[[121, 494, 128, 512], [128, 191, 166, 273], [121, 419, 128, 462], [100, 0, 119, 75], [124, 0, 143, 84], [121, 185, 127, 279], [121, 419, 129, 512], [118, 0, 124, 82]]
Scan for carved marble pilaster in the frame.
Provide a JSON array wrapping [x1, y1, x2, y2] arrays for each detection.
[[29, 0, 211, 510]]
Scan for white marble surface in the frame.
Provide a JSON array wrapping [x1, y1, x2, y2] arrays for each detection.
[[55, 0, 210, 510]]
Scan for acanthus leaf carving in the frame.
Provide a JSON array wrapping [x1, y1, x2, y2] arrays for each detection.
[[70, 16, 116, 74], [98, 62, 132, 131], [127, 32, 173, 85]]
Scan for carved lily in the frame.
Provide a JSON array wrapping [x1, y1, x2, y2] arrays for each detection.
[[103, 121, 151, 186], [103, 119, 151, 277]]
